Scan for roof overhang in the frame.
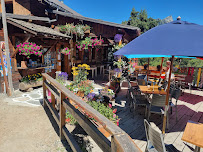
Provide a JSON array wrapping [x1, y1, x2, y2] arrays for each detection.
[[49, 10, 139, 31], [7, 18, 70, 39]]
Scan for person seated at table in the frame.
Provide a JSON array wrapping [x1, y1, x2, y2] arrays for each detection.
[[157, 65, 161, 71]]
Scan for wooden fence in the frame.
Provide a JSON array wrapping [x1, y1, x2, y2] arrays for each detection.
[[42, 73, 141, 152]]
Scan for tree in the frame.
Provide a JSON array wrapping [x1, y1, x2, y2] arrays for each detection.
[[123, 8, 159, 33]]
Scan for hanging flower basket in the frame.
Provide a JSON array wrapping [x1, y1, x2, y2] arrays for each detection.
[[76, 37, 104, 51], [17, 42, 42, 59], [61, 47, 71, 55]]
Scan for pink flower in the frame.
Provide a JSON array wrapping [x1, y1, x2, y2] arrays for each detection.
[[113, 114, 116, 118], [108, 103, 112, 108], [19, 49, 21, 52], [116, 119, 119, 126]]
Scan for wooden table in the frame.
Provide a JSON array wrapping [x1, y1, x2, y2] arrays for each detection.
[[17, 66, 52, 77], [182, 121, 203, 152], [139, 85, 167, 95]]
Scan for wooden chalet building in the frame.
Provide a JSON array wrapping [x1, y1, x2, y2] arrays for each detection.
[[0, 0, 140, 90]]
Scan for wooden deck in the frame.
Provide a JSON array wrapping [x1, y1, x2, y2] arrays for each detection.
[[114, 87, 203, 152]]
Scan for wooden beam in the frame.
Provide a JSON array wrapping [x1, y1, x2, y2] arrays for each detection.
[[1, 0, 13, 95], [0, 49, 9, 95], [60, 92, 66, 140], [43, 41, 58, 56]]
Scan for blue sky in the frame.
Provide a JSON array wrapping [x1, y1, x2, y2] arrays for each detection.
[[64, 0, 203, 25]]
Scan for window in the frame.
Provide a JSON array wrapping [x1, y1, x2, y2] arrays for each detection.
[[5, 3, 13, 13]]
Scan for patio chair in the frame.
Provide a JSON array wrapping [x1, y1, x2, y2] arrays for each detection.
[[144, 119, 179, 152], [170, 87, 182, 122], [146, 94, 170, 129], [130, 88, 149, 116]]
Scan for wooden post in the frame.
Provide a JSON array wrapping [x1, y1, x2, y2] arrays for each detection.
[[51, 92, 56, 109], [160, 57, 164, 78], [60, 92, 66, 140], [1, 0, 13, 95], [0, 49, 9, 94], [43, 76, 47, 107], [196, 68, 201, 87], [162, 55, 174, 134], [147, 58, 150, 82]]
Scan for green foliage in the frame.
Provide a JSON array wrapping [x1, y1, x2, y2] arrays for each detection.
[[58, 23, 91, 38], [66, 111, 77, 125], [87, 101, 119, 124], [123, 8, 159, 33], [138, 57, 203, 68], [113, 58, 127, 69]]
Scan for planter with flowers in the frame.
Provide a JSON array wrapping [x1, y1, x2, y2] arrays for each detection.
[[17, 42, 42, 68], [61, 64, 120, 137], [19, 73, 43, 91], [58, 23, 91, 39], [76, 37, 104, 51]]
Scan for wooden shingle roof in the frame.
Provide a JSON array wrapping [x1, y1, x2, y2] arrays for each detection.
[[7, 18, 69, 38]]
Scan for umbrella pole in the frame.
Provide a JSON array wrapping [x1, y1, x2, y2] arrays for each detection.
[[147, 58, 150, 82], [160, 57, 164, 78], [162, 56, 174, 134]]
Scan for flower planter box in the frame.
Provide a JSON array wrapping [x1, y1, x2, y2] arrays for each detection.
[[19, 80, 42, 91]]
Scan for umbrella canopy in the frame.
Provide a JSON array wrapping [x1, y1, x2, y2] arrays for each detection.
[[114, 20, 203, 57]]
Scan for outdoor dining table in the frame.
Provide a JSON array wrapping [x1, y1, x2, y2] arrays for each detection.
[[139, 85, 167, 95], [182, 121, 203, 152]]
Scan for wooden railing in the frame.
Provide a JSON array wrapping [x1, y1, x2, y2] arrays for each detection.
[[42, 73, 142, 152]]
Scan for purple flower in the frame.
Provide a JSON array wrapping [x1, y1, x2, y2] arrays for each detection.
[[87, 93, 95, 100], [58, 72, 68, 80]]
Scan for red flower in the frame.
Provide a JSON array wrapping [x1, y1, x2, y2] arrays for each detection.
[[113, 108, 117, 113]]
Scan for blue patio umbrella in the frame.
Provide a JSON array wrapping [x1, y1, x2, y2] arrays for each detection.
[[114, 20, 203, 57], [114, 20, 203, 134]]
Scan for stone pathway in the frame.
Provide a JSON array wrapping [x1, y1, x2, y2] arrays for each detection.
[[10, 88, 43, 106]]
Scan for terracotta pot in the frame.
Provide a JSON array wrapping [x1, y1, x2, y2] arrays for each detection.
[[77, 91, 84, 98]]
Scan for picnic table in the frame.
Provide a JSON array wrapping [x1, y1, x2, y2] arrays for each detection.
[[139, 85, 167, 95], [182, 121, 203, 152]]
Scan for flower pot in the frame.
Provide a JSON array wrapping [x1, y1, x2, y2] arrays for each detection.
[[21, 61, 27, 68], [77, 91, 85, 98]]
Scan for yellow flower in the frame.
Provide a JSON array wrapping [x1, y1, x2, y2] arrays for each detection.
[[78, 64, 82, 67], [90, 90, 93, 93], [72, 66, 78, 71]]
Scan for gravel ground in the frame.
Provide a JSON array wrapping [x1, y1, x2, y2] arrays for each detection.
[[0, 92, 70, 152]]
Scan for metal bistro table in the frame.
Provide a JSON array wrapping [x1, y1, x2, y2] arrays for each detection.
[[139, 85, 167, 95], [182, 121, 203, 152]]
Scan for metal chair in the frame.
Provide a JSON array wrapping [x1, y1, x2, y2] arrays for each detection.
[[170, 87, 182, 122], [144, 119, 179, 152], [130, 88, 149, 116], [146, 94, 170, 129]]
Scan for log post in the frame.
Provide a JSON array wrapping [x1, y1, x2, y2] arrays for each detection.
[[60, 92, 66, 140], [43, 76, 47, 107]]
